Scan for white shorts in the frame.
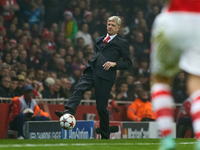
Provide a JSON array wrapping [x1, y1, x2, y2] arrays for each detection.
[[151, 12, 200, 76]]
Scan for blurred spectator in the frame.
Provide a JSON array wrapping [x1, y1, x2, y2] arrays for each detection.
[[15, 74, 25, 96], [63, 38, 72, 50], [0, 65, 10, 81], [60, 78, 72, 98], [14, 29, 22, 41], [54, 79, 61, 98], [31, 24, 40, 38], [41, 28, 54, 50], [0, 26, 8, 41], [58, 47, 66, 58], [10, 69, 16, 78], [0, 76, 15, 97], [75, 23, 93, 46], [10, 77, 18, 94], [126, 75, 134, 96], [3, 52, 12, 65], [75, 37, 84, 52], [7, 23, 17, 39], [40, 40, 51, 61], [36, 0, 45, 17], [49, 72, 57, 80], [83, 10, 95, 34], [41, 77, 56, 99], [55, 58, 66, 78], [8, 85, 50, 139], [26, 69, 35, 80], [107, 99, 120, 121], [70, 63, 81, 85], [176, 98, 193, 138], [60, 10, 78, 46], [116, 83, 131, 101], [127, 90, 156, 122], [48, 53, 60, 71], [0, 0, 19, 27], [138, 58, 150, 77], [17, 49, 28, 63], [73, 6, 82, 28], [24, 0, 43, 33], [34, 69, 44, 93], [67, 46, 75, 56], [95, 12, 110, 36], [29, 49, 43, 70], [82, 90, 92, 105], [146, 5, 160, 30], [55, 32, 65, 50], [172, 71, 188, 103], [132, 81, 143, 100], [10, 39, 17, 49], [50, 23, 59, 35], [110, 84, 117, 99], [18, 34, 29, 49], [132, 32, 148, 60], [64, 54, 72, 76]]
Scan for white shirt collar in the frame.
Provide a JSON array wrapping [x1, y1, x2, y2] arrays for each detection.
[[103, 34, 117, 43]]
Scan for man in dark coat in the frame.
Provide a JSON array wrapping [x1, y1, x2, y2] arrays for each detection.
[[56, 16, 132, 139]]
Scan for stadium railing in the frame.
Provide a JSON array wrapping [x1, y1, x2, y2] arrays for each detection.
[[0, 97, 182, 107]]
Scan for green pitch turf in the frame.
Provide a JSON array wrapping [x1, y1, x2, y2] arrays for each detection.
[[0, 138, 196, 150]]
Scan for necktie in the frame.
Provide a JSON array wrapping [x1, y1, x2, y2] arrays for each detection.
[[104, 36, 110, 44]]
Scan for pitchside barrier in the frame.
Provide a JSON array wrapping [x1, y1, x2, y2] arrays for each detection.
[[0, 98, 180, 139], [25, 121, 176, 139]]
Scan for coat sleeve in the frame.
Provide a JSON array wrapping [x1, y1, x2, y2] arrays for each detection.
[[8, 98, 21, 123], [33, 104, 49, 118], [115, 39, 132, 70], [127, 101, 142, 122]]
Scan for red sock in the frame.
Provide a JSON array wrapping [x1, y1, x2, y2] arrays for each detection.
[[190, 90, 200, 139], [151, 83, 174, 137]]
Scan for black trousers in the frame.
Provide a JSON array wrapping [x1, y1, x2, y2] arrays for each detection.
[[65, 68, 114, 139]]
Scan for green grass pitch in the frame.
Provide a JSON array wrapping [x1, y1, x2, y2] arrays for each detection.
[[0, 138, 196, 150]]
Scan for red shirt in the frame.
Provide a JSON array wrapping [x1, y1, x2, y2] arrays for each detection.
[[0, 0, 17, 21], [168, 0, 200, 13]]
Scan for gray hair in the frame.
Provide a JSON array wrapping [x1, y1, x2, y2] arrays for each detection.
[[107, 16, 121, 27]]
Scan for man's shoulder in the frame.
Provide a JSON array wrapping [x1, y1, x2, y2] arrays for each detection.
[[116, 36, 127, 43]]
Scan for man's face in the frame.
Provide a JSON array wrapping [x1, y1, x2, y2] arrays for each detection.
[[2, 78, 11, 88], [120, 84, 128, 93], [11, 49, 18, 59], [36, 70, 44, 81], [18, 80, 25, 88], [107, 21, 120, 36], [24, 90, 33, 100], [20, 50, 27, 60], [11, 81, 18, 90], [2, 69, 10, 77]]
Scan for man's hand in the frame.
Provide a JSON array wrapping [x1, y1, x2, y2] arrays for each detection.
[[103, 61, 116, 70]]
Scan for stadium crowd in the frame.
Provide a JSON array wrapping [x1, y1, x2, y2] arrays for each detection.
[[0, 0, 187, 104]]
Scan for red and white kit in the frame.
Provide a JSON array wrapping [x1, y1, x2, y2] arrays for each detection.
[[151, 0, 200, 139]]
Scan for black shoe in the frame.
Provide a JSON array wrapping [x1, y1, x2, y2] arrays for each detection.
[[55, 110, 72, 118], [55, 111, 64, 118]]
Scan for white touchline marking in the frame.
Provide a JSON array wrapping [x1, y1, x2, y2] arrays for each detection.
[[0, 142, 196, 148]]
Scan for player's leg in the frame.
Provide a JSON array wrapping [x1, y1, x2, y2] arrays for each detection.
[[55, 69, 94, 117], [94, 75, 114, 139], [9, 113, 26, 138], [151, 74, 175, 150], [187, 74, 200, 150], [150, 15, 180, 150]]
